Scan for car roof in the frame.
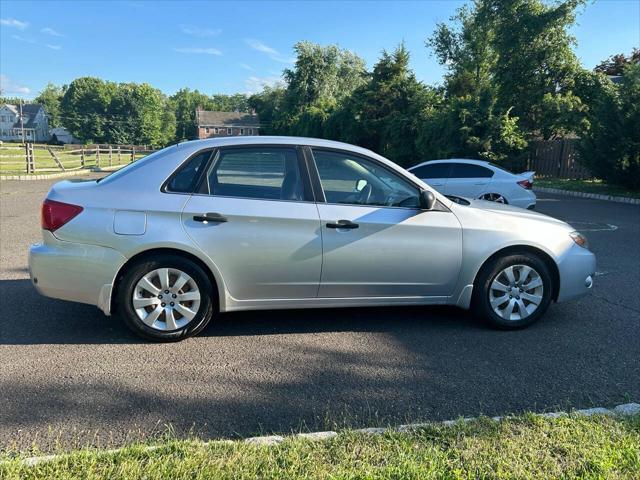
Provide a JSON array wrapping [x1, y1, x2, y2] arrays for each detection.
[[408, 158, 492, 169], [176, 135, 373, 153]]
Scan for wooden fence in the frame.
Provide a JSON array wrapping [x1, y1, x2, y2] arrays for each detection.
[[528, 139, 592, 180], [0, 143, 156, 174]]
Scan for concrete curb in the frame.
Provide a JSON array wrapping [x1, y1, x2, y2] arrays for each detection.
[[534, 186, 640, 205], [7, 402, 639, 467]]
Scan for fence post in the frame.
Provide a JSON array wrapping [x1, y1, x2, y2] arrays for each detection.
[[131, 146, 135, 163], [24, 143, 30, 174], [108, 145, 113, 167], [117, 146, 121, 165], [96, 145, 100, 168], [81, 147, 85, 168]]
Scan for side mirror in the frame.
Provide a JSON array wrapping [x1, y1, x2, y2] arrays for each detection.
[[419, 190, 436, 210]]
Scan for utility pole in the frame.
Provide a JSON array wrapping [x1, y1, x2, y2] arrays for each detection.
[[19, 99, 25, 145]]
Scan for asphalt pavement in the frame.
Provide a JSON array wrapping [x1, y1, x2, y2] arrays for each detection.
[[1, 175, 638, 451]]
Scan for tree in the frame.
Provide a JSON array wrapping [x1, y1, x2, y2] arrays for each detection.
[[429, 0, 587, 141], [34, 83, 65, 128], [594, 49, 640, 76], [578, 64, 640, 189], [328, 45, 437, 166], [250, 42, 367, 137], [60, 77, 116, 143]]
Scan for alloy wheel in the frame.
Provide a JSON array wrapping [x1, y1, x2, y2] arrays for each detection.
[[489, 264, 544, 321], [481, 193, 507, 203], [132, 268, 201, 331]]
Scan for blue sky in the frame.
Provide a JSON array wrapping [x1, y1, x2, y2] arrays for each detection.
[[1, 0, 638, 99]]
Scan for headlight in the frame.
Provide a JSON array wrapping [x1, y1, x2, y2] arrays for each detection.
[[569, 231, 589, 249]]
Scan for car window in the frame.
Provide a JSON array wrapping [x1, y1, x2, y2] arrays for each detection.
[[312, 149, 420, 208], [202, 147, 304, 201], [449, 163, 494, 178], [165, 150, 211, 193], [410, 163, 451, 179]]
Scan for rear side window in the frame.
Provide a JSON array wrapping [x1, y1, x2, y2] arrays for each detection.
[[449, 163, 494, 178], [202, 147, 305, 201], [410, 163, 451, 179], [165, 150, 211, 193]]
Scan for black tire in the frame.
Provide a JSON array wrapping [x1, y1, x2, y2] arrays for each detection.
[[117, 254, 214, 342], [473, 253, 553, 329]]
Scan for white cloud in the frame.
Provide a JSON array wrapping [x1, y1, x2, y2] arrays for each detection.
[[180, 25, 222, 37], [11, 34, 36, 44], [0, 74, 31, 95], [1, 18, 29, 30], [45, 44, 62, 50], [245, 75, 284, 93], [41, 27, 64, 37], [238, 63, 253, 71], [173, 47, 222, 55], [244, 39, 294, 64]]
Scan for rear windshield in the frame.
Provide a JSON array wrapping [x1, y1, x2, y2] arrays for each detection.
[[97, 147, 174, 184]]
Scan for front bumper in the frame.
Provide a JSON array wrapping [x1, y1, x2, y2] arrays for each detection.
[[556, 242, 596, 303], [29, 231, 126, 315]]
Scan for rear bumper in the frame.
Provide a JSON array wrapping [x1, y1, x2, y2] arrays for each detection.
[[29, 231, 126, 315], [556, 243, 596, 303]]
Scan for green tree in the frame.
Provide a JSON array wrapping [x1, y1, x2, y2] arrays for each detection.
[[34, 83, 65, 128], [60, 77, 116, 143], [578, 64, 640, 189], [251, 42, 367, 137], [594, 49, 640, 76]]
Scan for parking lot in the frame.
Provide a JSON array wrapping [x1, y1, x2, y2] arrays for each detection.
[[1, 174, 639, 451]]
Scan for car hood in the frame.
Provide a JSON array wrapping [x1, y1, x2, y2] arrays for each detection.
[[455, 198, 572, 229]]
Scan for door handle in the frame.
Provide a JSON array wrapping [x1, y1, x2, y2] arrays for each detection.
[[193, 212, 228, 223], [326, 219, 359, 229]]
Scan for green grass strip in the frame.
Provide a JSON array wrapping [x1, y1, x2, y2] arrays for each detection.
[[1, 413, 638, 479]]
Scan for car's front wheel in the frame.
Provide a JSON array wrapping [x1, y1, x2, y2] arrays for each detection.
[[117, 254, 214, 341], [473, 253, 552, 329]]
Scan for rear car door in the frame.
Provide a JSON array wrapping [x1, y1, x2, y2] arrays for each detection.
[[444, 163, 494, 198], [181, 146, 322, 300], [409, 162, 451, 193], [310, 148, 462, 298]]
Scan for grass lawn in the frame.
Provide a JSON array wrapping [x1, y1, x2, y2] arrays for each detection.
[[1, 413, 638, 479], [0, 145, 148, 174], [536, 178, 640, 199]]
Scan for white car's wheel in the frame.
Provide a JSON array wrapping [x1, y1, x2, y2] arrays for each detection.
[[480, 193, 508, 204]]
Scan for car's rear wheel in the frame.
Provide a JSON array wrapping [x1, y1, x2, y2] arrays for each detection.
[[117, 255, 214, 342], [473, 253, 552, 329], [480, 192, 508, 204]]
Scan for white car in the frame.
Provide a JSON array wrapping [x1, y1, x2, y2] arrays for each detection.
[[408, 159, 536, 209]]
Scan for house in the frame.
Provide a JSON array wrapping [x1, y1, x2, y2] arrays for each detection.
[[0, 103, 50, 142], [50, 126, 79, 144], [195, 109, 260, 139]]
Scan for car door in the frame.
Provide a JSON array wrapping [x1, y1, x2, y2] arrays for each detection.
[[409, 162, 451, 194], [444, 163, 494, 198], [181, 145, 322, 300], [310, 148, 462, 298]]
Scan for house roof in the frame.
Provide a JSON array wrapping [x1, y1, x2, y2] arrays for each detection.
[[1, 103, 45, 128], [196, 110, 260, 127]]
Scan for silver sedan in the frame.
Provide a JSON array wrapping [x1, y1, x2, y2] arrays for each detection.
[[29, 137, 596, 341]]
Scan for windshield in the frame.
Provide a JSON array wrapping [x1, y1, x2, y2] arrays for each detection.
[[96, 148, 172, 184]]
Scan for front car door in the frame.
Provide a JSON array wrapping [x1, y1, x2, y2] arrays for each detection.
[[181, 146, 322, 301], [444, 163, 494, 199], [309, 148, 462, 298]]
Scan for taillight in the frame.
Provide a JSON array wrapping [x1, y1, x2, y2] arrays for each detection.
[[41, 199, 83, 232], [517, 179, 532, 190]]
